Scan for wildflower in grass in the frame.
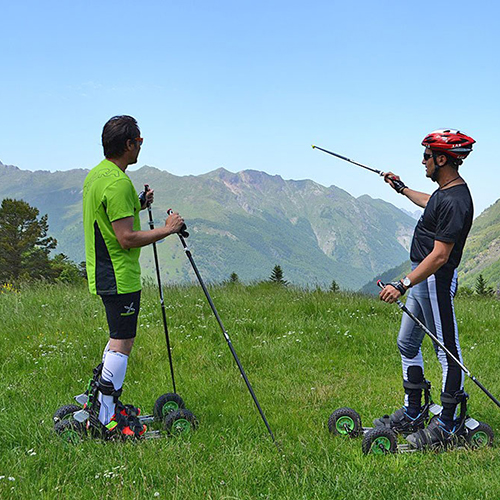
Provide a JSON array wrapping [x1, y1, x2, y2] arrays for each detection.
[[1, 283, 18, 294]]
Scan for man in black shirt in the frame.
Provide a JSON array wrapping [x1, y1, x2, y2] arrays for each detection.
[[376, 129, 475, 449]]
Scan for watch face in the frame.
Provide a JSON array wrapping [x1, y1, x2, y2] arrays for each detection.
[[402, 277, 411, 287]]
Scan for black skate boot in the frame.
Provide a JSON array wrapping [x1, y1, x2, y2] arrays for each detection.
[[373, 380, 432, 434]]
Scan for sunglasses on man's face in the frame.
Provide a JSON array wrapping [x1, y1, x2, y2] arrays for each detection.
[[423, 153, 433, 161], [134, 137, 144, 146]]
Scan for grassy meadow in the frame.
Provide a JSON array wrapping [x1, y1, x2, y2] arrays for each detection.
[[0, 281, 499, 499]]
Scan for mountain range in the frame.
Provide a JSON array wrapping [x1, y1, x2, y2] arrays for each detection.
[[1, 160, 498, 291], [459, 198, 500, 290]]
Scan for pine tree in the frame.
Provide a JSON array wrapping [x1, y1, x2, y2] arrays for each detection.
[[475, 274, 493, 296], [229, 272, 239, 283], [0, 198, 57, 281], [329, 279, 340, 293], [269, 265, 288, 286]]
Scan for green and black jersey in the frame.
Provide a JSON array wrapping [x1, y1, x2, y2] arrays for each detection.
[[83, 159, 142, 295]]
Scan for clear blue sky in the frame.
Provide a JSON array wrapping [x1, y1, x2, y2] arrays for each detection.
[[2, 0, 499, 215]]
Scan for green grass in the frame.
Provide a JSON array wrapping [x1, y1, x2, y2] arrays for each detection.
[[1, 282, 500, 499]]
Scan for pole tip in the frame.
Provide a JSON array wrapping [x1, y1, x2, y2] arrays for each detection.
[[311, 145, 316, 149]]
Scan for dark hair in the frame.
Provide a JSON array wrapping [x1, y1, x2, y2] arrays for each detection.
[[102, 115, 140, 158], [442, 153, 463, 170]]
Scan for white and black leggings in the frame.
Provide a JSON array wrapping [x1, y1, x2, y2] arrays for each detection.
[[397, 267, 464, 416]]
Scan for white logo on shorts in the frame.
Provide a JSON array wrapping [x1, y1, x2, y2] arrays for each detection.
[[121, 302, 136, 317]]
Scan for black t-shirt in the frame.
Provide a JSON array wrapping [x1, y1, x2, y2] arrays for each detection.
[[410, 183, 473, 277]]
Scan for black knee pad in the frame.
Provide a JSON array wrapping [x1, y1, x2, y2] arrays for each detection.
[[407, 366, 424, 384]]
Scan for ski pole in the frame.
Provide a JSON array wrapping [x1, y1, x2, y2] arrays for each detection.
[[312, 145, 386, 176], [143, 185, 177, 394], [168, 209, 279, 447], [377, 280, 500, 410]]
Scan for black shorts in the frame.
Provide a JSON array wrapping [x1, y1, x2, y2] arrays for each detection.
[[100, 291, 141, 340]]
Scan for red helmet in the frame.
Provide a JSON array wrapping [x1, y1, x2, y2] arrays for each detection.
[[422, 129, 475, 159]]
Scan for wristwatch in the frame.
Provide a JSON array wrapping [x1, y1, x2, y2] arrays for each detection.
[[401, 276, 412, 289]]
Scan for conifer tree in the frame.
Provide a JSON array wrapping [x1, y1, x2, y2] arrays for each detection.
[[475, 274, 493, 296], [269, 265, 288, 286], [0, 198, 57, 281], [329, 279, 340, 293]]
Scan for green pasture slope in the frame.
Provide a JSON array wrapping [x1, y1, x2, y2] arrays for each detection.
[[0, 282, 499, 499]]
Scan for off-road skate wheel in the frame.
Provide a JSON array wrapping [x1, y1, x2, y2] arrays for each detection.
[[328, 407, 363, 437], [362, 427, 398, 455], [164, 409, 198, 436], [466, 422, 494, 450], [153, 393, 185, 421], [53, 405, 82, 426]]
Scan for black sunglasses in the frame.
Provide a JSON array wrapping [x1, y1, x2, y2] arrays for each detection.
[[423, 153, 433, 161]]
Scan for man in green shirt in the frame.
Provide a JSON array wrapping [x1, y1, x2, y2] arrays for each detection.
[[83, 115, 184, 437]]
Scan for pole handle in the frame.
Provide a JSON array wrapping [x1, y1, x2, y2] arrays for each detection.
[[142, 184, 155, 229], [139, 183, 151, 208], [167, 208, 189, 238]]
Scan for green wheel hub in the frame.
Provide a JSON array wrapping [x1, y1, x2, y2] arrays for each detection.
[[172, 418, 191, 435], [336, 416, 355, 435], [162, 401, 179, 416], [471, 431, 489, 449], [371, 436, 392, 454]]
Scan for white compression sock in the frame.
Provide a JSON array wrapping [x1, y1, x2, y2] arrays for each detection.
[[98, 350, 129, 425]]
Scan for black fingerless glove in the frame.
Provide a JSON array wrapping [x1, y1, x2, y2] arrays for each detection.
[[390, 178, 407, 194], [388, 280, 407, 295]]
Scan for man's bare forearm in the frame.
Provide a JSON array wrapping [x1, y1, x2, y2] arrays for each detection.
[[401, 187, 431, 208], [119, 226, 174, 249], [112, 213, 184, 250], [407, 253, 448, 286]]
